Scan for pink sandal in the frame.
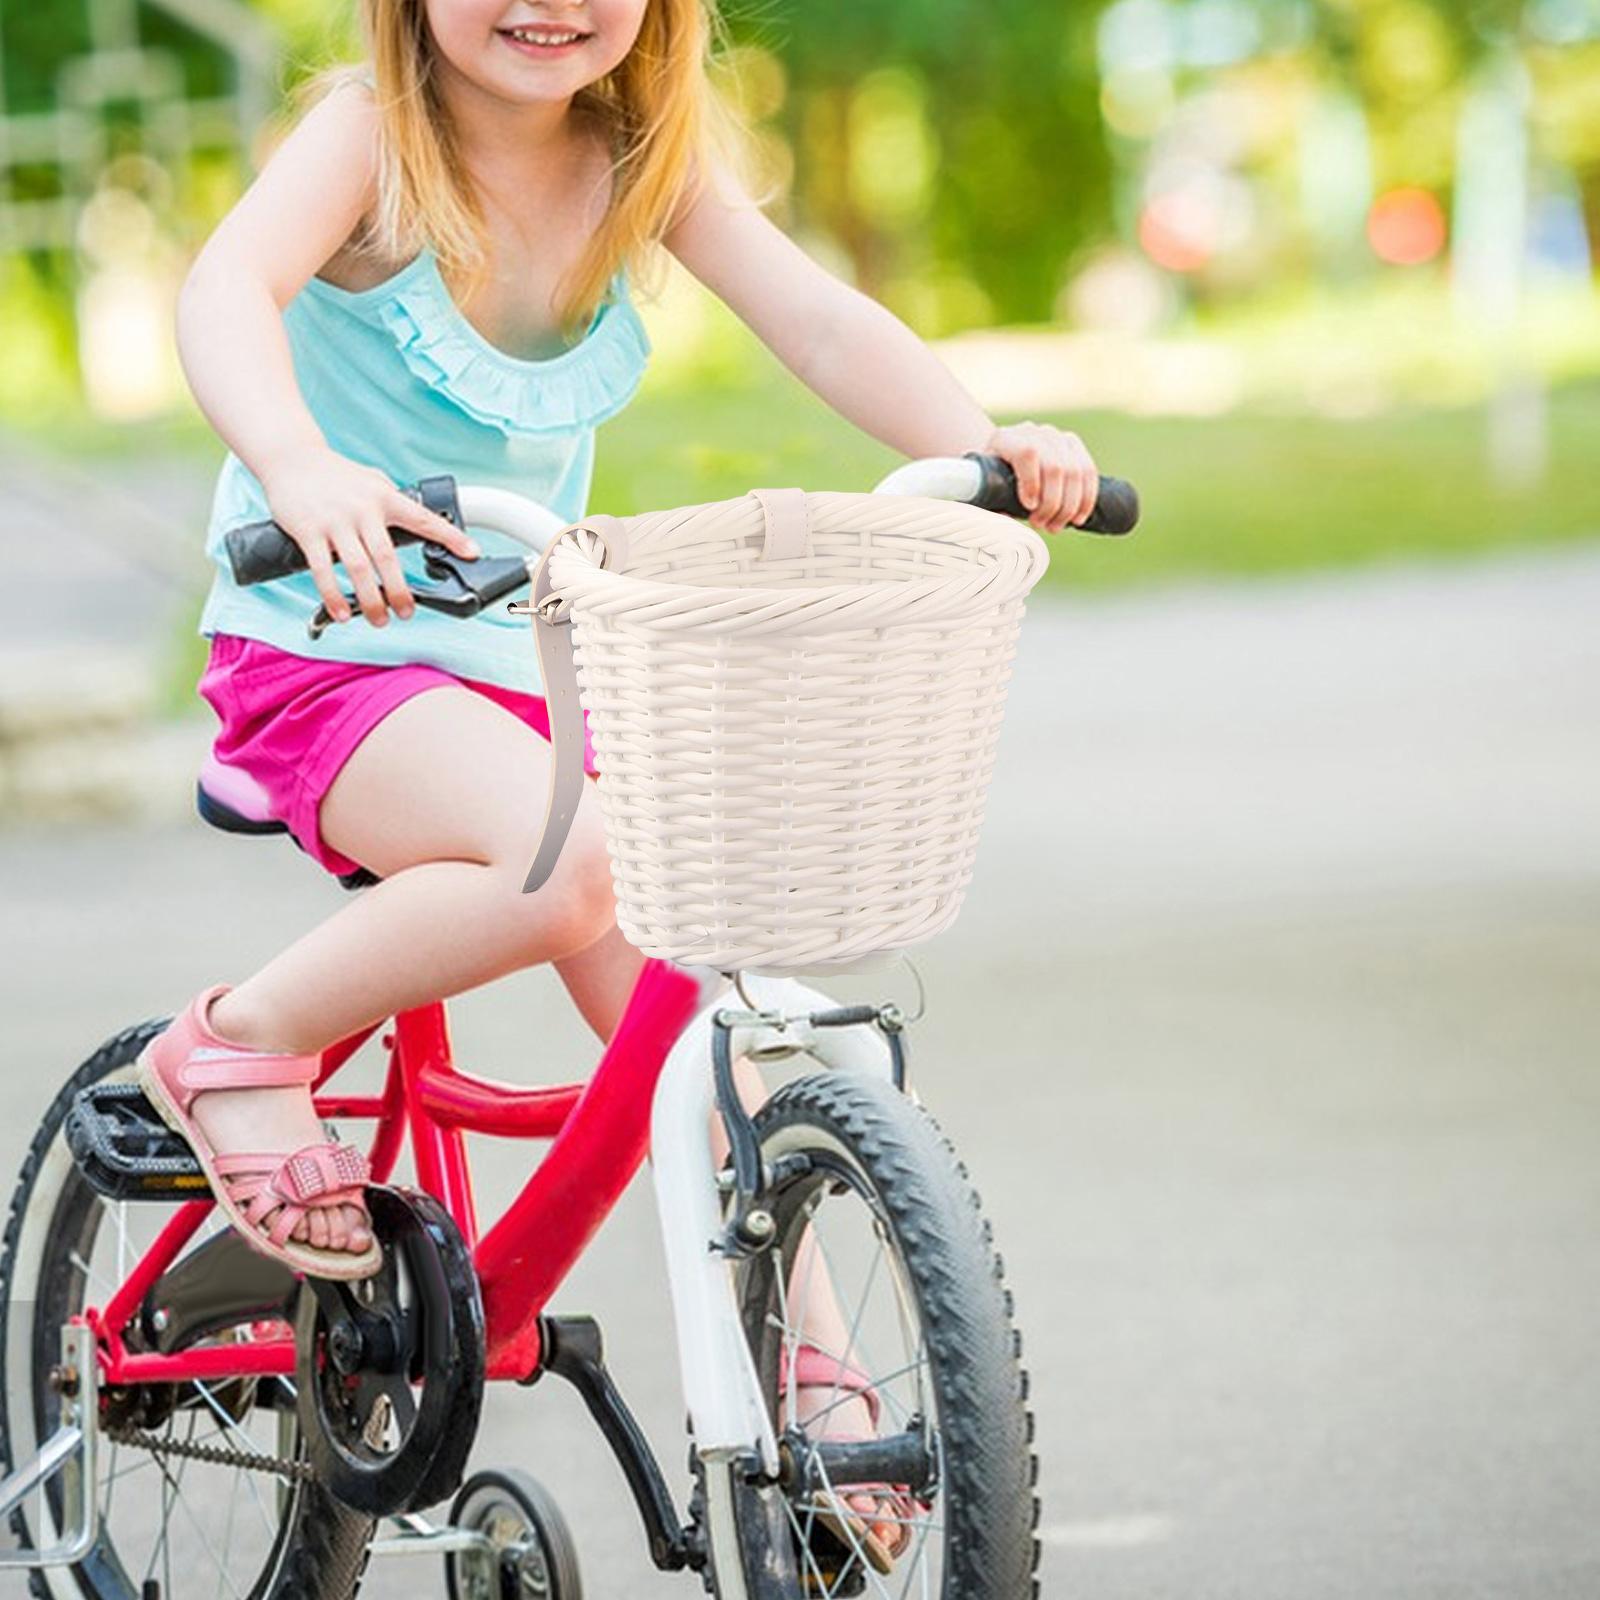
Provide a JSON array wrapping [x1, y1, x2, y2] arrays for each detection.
[[137, 985, 383, 1281], [779, 1341, 926, 1575]]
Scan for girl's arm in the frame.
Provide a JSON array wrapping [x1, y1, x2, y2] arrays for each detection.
[[663, 166, 1099, 532], [177, 80, 474, 625]]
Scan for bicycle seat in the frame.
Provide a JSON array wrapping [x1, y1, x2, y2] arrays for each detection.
[[197, 752, 377, 889], [196, 752, 284, 836]]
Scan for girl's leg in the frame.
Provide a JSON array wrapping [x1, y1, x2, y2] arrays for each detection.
[[189, 687, 621, 1252], [551, 922, 647, 1045]]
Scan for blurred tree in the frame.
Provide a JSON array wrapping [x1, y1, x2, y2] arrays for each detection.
[[1530, 38, 1600, 253], [1305, 0, 1600, 261], [730, 0, 1116, 329]]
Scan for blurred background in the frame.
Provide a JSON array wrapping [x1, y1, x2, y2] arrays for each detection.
[[2, 1, 1598, 1596]]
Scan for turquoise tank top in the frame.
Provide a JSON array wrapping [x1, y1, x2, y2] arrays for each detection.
[[197, 246, 651, 694]]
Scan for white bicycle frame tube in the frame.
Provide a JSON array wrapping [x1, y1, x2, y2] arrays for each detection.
[[455, 467, 960, 1470]]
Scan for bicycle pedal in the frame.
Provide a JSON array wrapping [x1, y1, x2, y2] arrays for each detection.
[[65, 1082, 208, 1202]]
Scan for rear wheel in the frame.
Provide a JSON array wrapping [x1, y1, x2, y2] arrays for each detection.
[[699, 1070, 1039, 1599], [0, 1020, 377, 1600]]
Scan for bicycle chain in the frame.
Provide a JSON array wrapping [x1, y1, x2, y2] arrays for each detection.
[[103, 1422, 315, 1483]]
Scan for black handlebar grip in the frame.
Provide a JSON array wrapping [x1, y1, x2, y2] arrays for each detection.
[[962, 452, 1140, 535], [224, 519, 313, 585], [223, 476, 465, 586]]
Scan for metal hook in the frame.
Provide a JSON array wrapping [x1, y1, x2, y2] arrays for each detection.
[[895, 952, 928, 1023]]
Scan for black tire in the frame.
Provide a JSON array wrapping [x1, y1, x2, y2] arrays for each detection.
[[445, 1467, 583, 1600], [0, 1019, 377, 1600], [701, 1070, 1039, 1599]]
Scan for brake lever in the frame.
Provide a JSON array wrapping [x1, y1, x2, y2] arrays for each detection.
[[305, 548, 533, 639]]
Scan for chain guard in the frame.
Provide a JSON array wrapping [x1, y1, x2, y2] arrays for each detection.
[[296, 1184, 485, 1516]]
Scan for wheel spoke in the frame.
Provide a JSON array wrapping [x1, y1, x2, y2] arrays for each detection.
[[101, 1450, 163, 1490], [773, 1267, 799, 1434], [807, 1207, 889, 1426], [102, 1439, 121, 1522], [144, 1437, 250, 1600], [142, 1427, 187, 1588], [808, 1447, 903, 1600], [113, 1200, 131, 1290], [779, 1350, 929, 1432], [68, 1248, 115, 1301], [187, 1377, 280, 1538], [216, 1468, 241, 1600], [883, 1245, 931, 1425], [739, 1124, 961, 1600], [782, 1491, 846, 1598], [895, 1494, 942, 1600]]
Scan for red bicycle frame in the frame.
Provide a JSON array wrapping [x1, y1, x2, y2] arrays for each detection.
[[88, 956, 712, 1388]]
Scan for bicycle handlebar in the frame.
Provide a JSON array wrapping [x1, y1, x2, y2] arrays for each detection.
[[224, 475, 467, 588], [958, 453, 1140, 534], [222, 459, 1141, 630]]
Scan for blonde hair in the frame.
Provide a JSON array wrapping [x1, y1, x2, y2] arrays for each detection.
[[309, 0, 746, 336]]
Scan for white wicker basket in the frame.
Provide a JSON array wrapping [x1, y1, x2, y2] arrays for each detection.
[[522, 487, 1049, 978]]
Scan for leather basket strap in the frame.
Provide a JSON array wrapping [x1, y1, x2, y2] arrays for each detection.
[[523, 514, 627, 894]]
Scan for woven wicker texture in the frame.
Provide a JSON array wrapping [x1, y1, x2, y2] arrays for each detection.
[[542, 490, 1049, 976]]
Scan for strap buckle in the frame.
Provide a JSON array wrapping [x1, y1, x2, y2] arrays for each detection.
[[534, 590, 572, 624], [510, 592, 571, 624]]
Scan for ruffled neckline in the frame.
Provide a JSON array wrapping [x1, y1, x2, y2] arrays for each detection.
[[303, 249, 651, 436]]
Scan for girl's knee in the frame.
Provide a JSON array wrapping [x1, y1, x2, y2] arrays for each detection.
[[559, 851, 618, 950], [497, 831, 615, 960]]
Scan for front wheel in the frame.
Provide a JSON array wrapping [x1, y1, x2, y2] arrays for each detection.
[[700, 1071, 1039, 1599]]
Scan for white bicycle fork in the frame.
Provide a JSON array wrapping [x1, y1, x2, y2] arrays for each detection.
[[650, 969, 898, 1477]]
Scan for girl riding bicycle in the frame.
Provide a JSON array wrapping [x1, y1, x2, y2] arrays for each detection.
[[153, 0, 1097, 1566]]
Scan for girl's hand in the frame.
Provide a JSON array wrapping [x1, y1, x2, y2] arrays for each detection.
[[258, 447, 479, 626], [982, 422, 1099, 534]]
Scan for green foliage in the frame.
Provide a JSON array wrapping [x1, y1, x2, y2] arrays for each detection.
[[0, 257, 81, 414], [1, 2, 92, 114], [730, 0, 1115, 326]]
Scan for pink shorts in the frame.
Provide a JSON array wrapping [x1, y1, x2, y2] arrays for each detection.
[[197, 633, 598, 878]]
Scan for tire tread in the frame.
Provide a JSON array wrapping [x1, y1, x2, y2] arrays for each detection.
[[740, 1071, 1042, 1597]]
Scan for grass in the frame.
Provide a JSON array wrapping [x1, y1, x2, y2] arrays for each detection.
[[590, 353, 1600, 596]]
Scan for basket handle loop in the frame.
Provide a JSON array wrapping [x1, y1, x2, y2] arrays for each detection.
[[522, 513, 628, 895], [749, 487, 809, 562]]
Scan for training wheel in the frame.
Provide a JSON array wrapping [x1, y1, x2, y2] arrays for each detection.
[[445, 1467, 583, 1600]]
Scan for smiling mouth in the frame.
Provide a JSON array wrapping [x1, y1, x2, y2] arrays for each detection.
[[497, 24, 593, 48]]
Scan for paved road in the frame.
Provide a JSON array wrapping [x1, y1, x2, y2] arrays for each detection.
[[2, 545, 1598, 1598]]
